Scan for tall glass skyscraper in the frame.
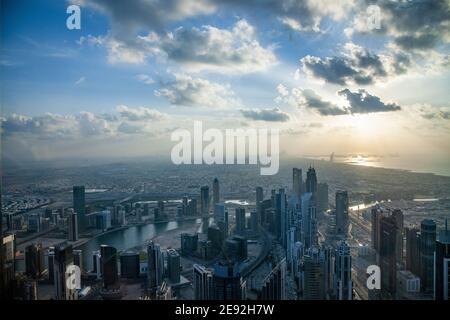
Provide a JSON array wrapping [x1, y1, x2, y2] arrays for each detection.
[[435, 220, 450, 300], [73, 186, 86, 232], [420, 219, 436, 293], [335, 191, 349, 237], [200, 186, 210, 217], [213, 178, 220, 206]]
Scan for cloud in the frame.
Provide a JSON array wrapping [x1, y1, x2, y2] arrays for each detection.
[[1, 108, 169, 140], [349, 0, 450, 52], [1, 112, 111, 138], [149, 19, 276, 73], [279, 87, 402, 116], [72, 0, 215, 36], [296, 89, 348, 115], [418, 105, 450, 121], [155, 73, 237, 108], [337, 89, 401, 114], [300, 43, 411, 85], [136, 74, 155, 85], [74, 76, 85, 85], [116, 105, 166, 121], [240, 108, 290, 122]]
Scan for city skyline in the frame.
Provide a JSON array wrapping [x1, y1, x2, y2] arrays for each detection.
[[1, 0, 450, 305]]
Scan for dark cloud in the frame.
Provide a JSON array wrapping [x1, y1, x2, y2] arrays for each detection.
[[301, 44, 411, 85], [298, 89, 348, 115], [296, 88, 401, 116], [338, 89, 401, 114], [357, 0, 450, 52], [240, 108, 290, 122]]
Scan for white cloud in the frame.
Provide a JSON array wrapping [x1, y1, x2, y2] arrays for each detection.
[[155, 73, 238, 108], [116, 105, 166, 121]]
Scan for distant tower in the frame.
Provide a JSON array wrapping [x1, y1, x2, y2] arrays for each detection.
[[335, 191, 349, 237], [213, 178, 220, 206], [305, 166, 317, 195], [67, 209, 78, 242], [392, 209, 404, 263], [292, 168, 303, 200], [214, 203, 229, 237], [200, 186, 210, 216], [334, 241, 352, 300], [276, 189, 288, 248], [73, 186, 86, 232], [235, 208, 246, 235], [301, 192, 317, 250], [256, 187, 264, 225], [435, 219, 450, 300], [420, 219, 436, 293]]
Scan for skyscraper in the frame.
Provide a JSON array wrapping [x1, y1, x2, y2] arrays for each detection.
[[276, 189, 287, 248], [317, 182, 329, 213], [292, 168, 303, 200], [147, 241, 164, 291], [213, 261, 246, 300], [405, 227, 421, 276], [371, 206, 387, 253], [256, 186, 264, 225], [100, 245, 119, 290], [213, 178, 220, 205], [379, 215, 397, 298], [301, 192, 317, 250], [302, 247, 325, 300], [25, 243, 45, 279], [193, 264, 214, 300], [392, 209, 404, 263], [214, 203, 229, 237], [260, 258, 286, 300], [73, 186, 86, 232], [200, 186, 210, 216], [420, 219, 436, 293], [334, 241, 352, 300], [54, 244, 77, 300], [67, 209, 78, 242], [434, 220, 450, 300], [167, 249, 181, 284], [120, 252, 140, 279], [335, 191, 349, 237], [235, 208, 246, 235], [256, 187, 264, 206], [1, 233, 15, 298], [305, 166, 317, 195]]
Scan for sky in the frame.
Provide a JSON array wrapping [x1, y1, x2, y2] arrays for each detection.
[[1, 0, 449, 173]]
